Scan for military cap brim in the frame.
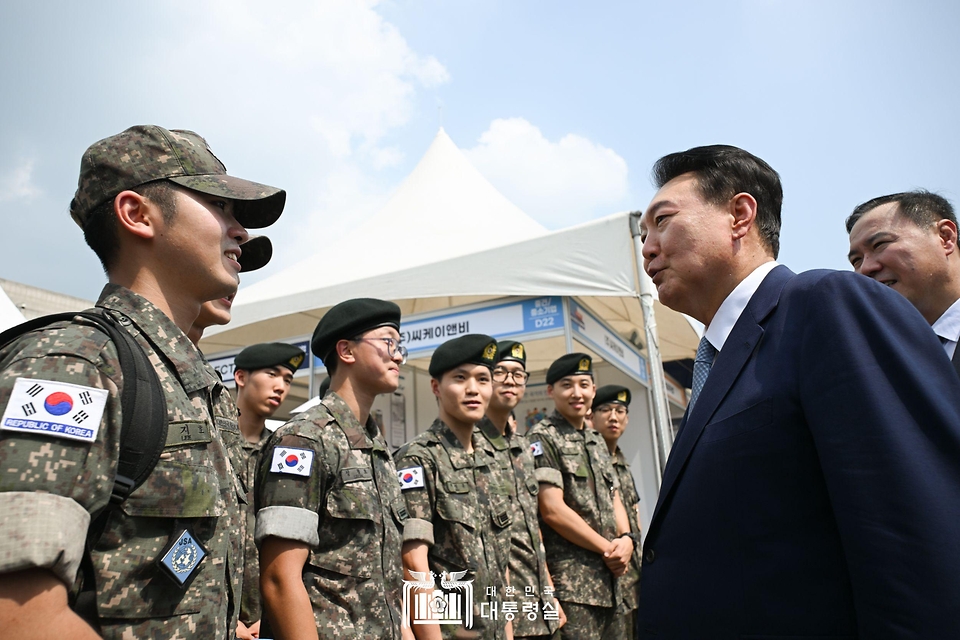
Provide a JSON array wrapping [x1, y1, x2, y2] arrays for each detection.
[[429, 334, 498, 378], [170, 175, 286, 230], [592, 384, 631, 409], [496, 340, 526, 367], [235, 342, 305, 373], [238, 235, 272, 273], [311, 298, 402, 363], [546, 352, 593, 385]]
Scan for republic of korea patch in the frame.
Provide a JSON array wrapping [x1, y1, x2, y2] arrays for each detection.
[[530, 441, 544, 457], [157, 528, 207, 586], [397, 466, 425, 490], [270, 446, 314, 476], [0, 378, 109, 443]]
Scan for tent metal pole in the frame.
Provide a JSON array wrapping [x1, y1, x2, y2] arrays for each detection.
[[629, 212, 674, 477], [561, 296, 574, 353]]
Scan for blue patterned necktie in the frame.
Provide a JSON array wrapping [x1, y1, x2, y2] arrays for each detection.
[[689, 336, 717, 411]]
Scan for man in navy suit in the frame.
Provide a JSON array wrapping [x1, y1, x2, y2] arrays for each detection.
[[847, 191, 960, 371], [636, 145, 960, 638]]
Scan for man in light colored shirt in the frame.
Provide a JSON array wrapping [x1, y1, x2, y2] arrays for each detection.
[[846, 190, 960, 361], [635, 144, 960, 639]]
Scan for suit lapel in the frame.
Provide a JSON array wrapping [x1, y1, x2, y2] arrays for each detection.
[[649, 265, 794, 530]]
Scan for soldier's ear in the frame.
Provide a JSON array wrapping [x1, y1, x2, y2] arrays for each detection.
[[115, 190, 160, 240]]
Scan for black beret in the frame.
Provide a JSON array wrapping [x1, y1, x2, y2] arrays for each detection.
[[592, 384, 631, 409], [317, 376, 331, 398], [238, 235, 272, 273], [429, 334, 498, 378], [311, 298, 402, 363], [235, 342, 305, 373], [546, 352, 593, 385], [496, 340, 526, 367]]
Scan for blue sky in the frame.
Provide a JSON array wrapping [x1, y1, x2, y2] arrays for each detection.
[[1, 0, 957, 301]]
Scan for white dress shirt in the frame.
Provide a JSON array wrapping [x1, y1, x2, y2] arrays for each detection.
[[932, 297, 960, 360], [703, 261, 780, 353]]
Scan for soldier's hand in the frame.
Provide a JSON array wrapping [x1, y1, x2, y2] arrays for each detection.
[[602, 536, 634, 576], [235, 620, 256, 640], [557, 600, 567, 628]]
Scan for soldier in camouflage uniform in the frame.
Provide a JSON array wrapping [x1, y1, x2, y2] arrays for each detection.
[[186, 236, 280, 640], [256, 298, 408, 639], [396, 334, 513, 640], [590, 385, 642, 640], [232, 342, 302, 636], [0, 125, 285, 639], [527, 354, 635, 640], [476, 340, 562, 639]]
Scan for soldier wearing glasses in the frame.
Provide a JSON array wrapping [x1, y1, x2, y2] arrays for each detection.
[[477, 341, 564, 639], [255, 298, 409, 639], [591, 385, 642, 640]]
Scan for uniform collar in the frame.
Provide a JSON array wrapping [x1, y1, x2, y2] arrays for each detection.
[[96, 284, 217, 393], [322, 392, 384, 451], [477, 416, 509, 451]]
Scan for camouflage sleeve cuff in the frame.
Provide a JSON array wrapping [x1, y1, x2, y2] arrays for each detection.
[[0, 492, 90, 587], [255, 506, 319, 547], [535, 467, 563, 488], [402, 518, 434, 545]]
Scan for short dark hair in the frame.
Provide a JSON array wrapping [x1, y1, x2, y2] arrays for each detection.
[[652, 145, 783, 258], [845, 190, 956, 234], [83, 180, 179, 273]]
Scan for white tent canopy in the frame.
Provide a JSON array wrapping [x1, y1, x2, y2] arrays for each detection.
[[233, 127, 547, 316], [203, 211, 697, 365], [0, 286, 25, 332]]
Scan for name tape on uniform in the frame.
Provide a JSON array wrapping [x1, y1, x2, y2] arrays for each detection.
[[0, 377, 109, 443], [270, 447, 314, 477], [530, 441, 543, 457], [398, 466, 424, 490]]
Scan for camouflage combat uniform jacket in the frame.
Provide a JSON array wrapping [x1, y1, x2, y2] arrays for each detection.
[[477, 417, 559, 638], [527, 411, 621, 609], [233, 427, 269, 625], [0, 284, 242, 639], [395, 419, 512, 640], [255, 392, 406, 638], [612, 446, 641, 612]]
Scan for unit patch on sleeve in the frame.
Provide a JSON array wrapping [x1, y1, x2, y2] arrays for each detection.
[[0, 378, 109, 443], [270, 446, 315, 477], [397, 465, 425, 490], [530, 441, 544, 457]]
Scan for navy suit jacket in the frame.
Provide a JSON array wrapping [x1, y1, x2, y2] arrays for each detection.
[[637, 266, 960, 639]]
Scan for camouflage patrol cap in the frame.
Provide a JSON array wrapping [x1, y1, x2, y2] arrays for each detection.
[[238, 235, 272, 273], [429, 334, 498, 378], [70, 125, 286, 230]]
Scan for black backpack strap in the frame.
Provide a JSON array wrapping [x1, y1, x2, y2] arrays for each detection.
[[71, 310, 168, 502]]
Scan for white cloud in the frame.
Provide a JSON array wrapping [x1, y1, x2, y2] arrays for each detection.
[[464, 118, 630, 227], [0, 159, 41, 203], [178, 0, 449, 158]]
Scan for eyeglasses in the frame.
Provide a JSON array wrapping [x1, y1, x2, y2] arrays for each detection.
[[595, 405, 627, 417], [492, 368, 529, 385], [352, 337, 408, 365]]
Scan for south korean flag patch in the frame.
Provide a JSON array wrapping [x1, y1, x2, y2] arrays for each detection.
[[530, 441, 544, 457], [1, 378, 109, 443], [270, 447, 314, 477], [397, 466, 425, 490]]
